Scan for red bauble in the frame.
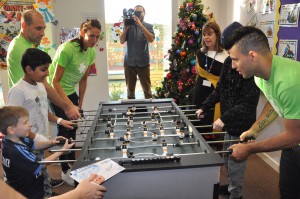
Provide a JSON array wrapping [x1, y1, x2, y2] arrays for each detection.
[[167, 73, 172, 79]]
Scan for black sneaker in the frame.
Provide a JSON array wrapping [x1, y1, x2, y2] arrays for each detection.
[[50, 179, 64, 187], [219, 184, 230, 195]]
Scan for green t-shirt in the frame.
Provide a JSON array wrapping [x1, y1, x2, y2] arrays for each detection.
[[7, 35, 35, 88], [48, 41, 96, 95], [255, 55, 300, 119]]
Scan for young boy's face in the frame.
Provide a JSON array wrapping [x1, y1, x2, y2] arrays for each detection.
[[28, 63, 49, 83], [13, 116, 31, 138]]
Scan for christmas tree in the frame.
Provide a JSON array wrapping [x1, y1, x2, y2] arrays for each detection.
[[154, 0, 207, 105]]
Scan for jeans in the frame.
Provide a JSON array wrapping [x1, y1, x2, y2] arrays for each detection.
[[51, 92, 78, 172], [280, 146, 300, 199], [124, 64, 152, 99], [223, 134, 247, 199]]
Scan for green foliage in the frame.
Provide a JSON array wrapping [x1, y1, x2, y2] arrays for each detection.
[[109, 82, 124, 101], [153, 0, 207, 105]]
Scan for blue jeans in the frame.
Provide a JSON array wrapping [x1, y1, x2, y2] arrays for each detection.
[[280, 146, 300, 199], [223, 134, 247, 199]]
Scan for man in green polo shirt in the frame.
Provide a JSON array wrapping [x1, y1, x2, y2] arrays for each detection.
[[226, 26, 300, 198], [7, 10, 80, 120]]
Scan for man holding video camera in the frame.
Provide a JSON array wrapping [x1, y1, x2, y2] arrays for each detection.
[[120, 5, 155, 99]]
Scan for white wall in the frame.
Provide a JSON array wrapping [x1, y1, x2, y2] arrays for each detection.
[[53, 0, 109, 111]]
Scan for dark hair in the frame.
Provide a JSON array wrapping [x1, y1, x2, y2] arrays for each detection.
[[71, 19, 102, 52], [201, 22, 223, 53], [221, 21, 243, 47], [22, 10, 43, 26], [21, 48, 52, 72], [224, 26, 270, 55], [0, 106, 29, 135], [135, 5, 145, 13]]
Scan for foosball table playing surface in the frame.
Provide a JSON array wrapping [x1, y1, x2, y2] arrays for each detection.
[[73, 99, 224, 199]]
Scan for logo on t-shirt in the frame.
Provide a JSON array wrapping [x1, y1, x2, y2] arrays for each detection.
[[78, 63, 87, 74]]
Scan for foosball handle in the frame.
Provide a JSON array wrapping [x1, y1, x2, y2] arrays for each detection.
[[58, 138, 73, 145], [240, 136, 256, 143], [79, 109, 84, 118], [227, 148, 233, 155]]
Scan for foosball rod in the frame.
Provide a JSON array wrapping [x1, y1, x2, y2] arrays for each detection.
[[200, 132, 227, 135], [76, 114, 180, 122], [100, 109, 176, 116], [38, 160, 77, 164], [95, 118, 182, 128], [77, 117, 181, 128], [90, 133, 191, 142], [103, 104, 196, 112], [194, 124, 213, 128], [49, 142, 199, 153], [92, 125, 187, 134]]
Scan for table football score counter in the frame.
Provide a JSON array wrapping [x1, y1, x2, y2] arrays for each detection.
[[73, 99, 223, 199]]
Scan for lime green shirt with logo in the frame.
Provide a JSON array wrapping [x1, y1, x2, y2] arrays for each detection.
[[255, 55, 300, 119], [48, 41, 96, 95], [7, 35, 35, 88]]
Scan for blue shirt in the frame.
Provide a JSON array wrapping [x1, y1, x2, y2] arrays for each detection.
[[2, 137, 44, 199], [124, 22, 154, 67]]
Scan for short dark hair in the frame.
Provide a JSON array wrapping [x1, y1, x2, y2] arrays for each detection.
[[0, 106, 29, 135], [21, 48, 52, 72], [224, 26, 270, 55], [135, 5, 145, 13]]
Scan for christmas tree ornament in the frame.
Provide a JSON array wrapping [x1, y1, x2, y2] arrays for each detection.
[[188, 39, 194, 45], [190, 59, 196, 65], [194, 30, 200, 35], [176, 49, 181, 54], [180, 51, 186, 57]]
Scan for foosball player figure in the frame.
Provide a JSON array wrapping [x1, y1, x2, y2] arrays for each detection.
[[131, 105, 136, 112], [151, 113, 155, 123], [122, 144, 128, 158], [152, 132, 158, 142], [143, 126, 148, 137], [124, 133, 131, 143], [128, 151, 134, 158], [141, 121, 147, 126], [110, 129, 115, 139], [179, 130, 185, 143], [176, 124, 180, 135], [162, 140, 168, 156], [159, 125, 164, 135], [129, 115, 134, 126], [107, 117, 112, 124], [126, 108, 131, 116], [153, 106, 159, 114], [126, 127, 131, 135]]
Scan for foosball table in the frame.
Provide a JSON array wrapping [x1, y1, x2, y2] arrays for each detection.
[[73, 99, 223, 199]]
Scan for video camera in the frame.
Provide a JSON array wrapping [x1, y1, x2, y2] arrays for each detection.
[[123, 8, 142, 26]]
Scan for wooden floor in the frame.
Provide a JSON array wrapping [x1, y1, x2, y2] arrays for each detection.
[[0, 150, 280, 199]]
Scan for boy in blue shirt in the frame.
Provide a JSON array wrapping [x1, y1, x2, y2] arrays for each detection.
[[0, 106, 74, 199]]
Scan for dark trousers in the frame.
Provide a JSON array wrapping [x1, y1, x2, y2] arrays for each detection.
[[124, 64, 152, 99], [280, 146, 300, 199], [51, 92, 78, 172]]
